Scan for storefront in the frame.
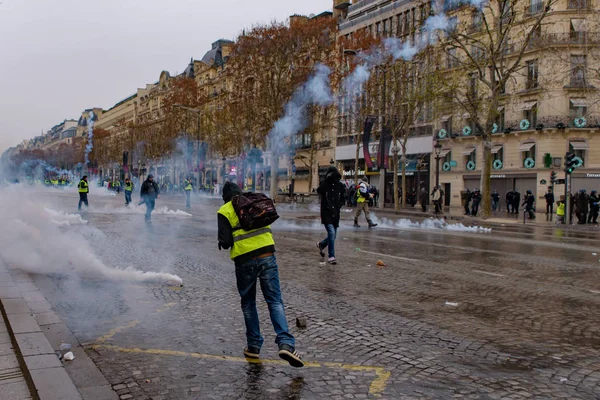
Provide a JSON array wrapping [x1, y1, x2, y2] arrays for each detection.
[[463, 173, 538, 208], [571, 172, 600, 193]]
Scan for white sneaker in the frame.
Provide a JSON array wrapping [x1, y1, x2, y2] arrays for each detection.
[[327, 257, 337, 265]]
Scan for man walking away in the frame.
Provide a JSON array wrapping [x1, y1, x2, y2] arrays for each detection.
[[114, 180, 121, 194], [523, 190, 536, 220], [184, 176, 193, 209], [506, 190, 513, 214], [316, 166, 346, 265], [471, 188, 482, 216], [576, 189, 589, 224], [140, 174, 160, 222], [217, 182, 304, 368], [78, 176, 89, 211], [354, 178, 377, 228], [491, 190, 500, 212], [432, 186, 442, 214], [588, 190, 599, 224], [124, 178, 133, 206], [545, 189, 554, 216], [419, 187, 428, 213]]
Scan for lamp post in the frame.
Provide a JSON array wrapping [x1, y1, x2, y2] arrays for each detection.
[[434, 139, 442, 188]]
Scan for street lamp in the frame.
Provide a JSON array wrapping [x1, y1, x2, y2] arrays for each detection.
[[434, 139, 442, 188]]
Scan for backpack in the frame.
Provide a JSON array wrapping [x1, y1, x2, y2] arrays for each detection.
[[231, 192, 279, 231]]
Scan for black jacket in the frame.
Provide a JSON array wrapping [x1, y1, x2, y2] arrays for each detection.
[[472, 192, 482, 205], [576, 193, 589, 213], [317, 166, 346, 228], [140, 180, 160, 199], [217, 182, 275, 266], [545, 193, 554, 204], [523, 194, 535, 209], [589, 194, 599, 209]]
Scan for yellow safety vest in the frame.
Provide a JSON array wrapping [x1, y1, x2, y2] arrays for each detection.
[[217, 201, 274, 261], [184, 180, 192, 191], [557, 202, 565, 216], [356, 183, 367, 204], [125, 182, 133, 191], [78, 180, 89, 193]]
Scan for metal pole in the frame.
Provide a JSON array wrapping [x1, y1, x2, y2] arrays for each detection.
[[564, 173, 571, 225], [435, 155, 440, 188]]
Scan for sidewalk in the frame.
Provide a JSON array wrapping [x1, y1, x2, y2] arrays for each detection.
[[0, 261, 117, 400]]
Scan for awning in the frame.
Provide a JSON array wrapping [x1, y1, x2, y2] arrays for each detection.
[[570, 140, 588, 150], [518, 101, 537, 111], [462, 112, 471, 119], [439, 149, 451, 157], [461, 147, 476, 155], [571, 19, 586, 32], [491, 145, 503, 154], [570, 98, 588, 107], [440, 115, 452, 122], [497, 105, 505, 112], [519, 142, 536, 151]]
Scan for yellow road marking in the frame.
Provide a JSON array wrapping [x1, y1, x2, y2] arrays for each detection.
[[90, 344, 390, 396], [155, 302, 177, 313], [96, 320, 140, 343]]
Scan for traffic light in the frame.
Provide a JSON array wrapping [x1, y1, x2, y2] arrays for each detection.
[[565, 152, 576, 174], [550, 171, 557, 184]]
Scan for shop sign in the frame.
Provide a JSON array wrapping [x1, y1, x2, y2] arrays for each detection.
[[343, 169, 366, 177], [586, 173, 600, 178], [490, 174, 506, 179]]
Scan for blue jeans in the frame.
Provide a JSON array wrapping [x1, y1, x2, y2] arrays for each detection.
[[78, 193, 88, 210], [319, 224, 337, 258], [492, 200, 499, 211], [144, 198, 155, 221], [125, 191, 132, 205], [185, 191, 191, 208], [235, 255, 294, 350]]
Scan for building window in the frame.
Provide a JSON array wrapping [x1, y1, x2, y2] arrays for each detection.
[[520, 142, 536, 167], [495, 108, 505, 131], [376, 22, 382, 37], [571, 55, 587, 87], [442, 116, 453, 135], [568, 0, 589, 9], [443, 150, 452, 164], [492, 145, 504, 165], [468, 73, 478, 99], [463, 147, 476, 167], [523, 104, 537, 127], [569, 140, 587, 165], [447, 47, 458, 68], [570, 99, 588, 118], [530, 0, 544, 14], [526, 60, 539, 89], [570, 19, 586, 43], [470, 11, 482, 33]]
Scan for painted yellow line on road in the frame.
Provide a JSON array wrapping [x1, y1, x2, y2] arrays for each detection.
[[96, 320, 140, 343], [90, 344, 390, 396], [155, 302, 177, 313]]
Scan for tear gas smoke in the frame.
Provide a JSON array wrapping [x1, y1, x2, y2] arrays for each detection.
[[268, 64, 334, 154], [0, 188, 182, 285], [84, 111, 95, 164], [370, 215, 492, 233]]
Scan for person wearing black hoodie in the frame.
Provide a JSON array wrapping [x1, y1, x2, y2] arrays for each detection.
[[217, 182, 304, 368], [140, 174, 160, 222], [316, 166, 346, 265]]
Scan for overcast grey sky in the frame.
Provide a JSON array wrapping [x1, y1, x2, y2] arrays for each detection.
[[0, 0, 330, 152]]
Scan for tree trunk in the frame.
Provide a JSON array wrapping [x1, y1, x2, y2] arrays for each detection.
[[480, 144, 492, 217], [401, 148, 407, 209], [393, 144, 399, 210], [270, 153, 278, 201], [308, 147, 315, 193]]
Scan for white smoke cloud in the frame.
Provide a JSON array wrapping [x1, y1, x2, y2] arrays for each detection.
[[268, 64, 334, 154], [0, 188, 182, 285], [84, 111, 95, 165]]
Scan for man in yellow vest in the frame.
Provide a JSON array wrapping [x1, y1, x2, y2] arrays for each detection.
[[556, 195, 565, 224], [78, 176, 89, 210], [353, 178, 377, 228], [184, 176, 193, 209], [217, 182, 304, 368], [124, 178, 134, 206]]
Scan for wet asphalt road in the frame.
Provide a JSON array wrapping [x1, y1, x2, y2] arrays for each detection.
[[30, 190, 600, 399]]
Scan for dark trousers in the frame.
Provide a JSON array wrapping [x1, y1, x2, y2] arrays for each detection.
[[589, 207, 599, 223], [577, 211, 587, 224], [145, 198, 155, 221], [421, 203, 427, 212], [125, 190, 132, 205], [464, 202, 471, 215], [546, 203, 553, 214], [511, 202, 519, 214], [526, 207, 535, 219], [433, 200, 441, 214], [78, 193, 88, 210], [471, 203, 480, 216]]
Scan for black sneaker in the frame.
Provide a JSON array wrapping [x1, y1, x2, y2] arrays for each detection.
[[278, 344, 304, 368], [243, 346, 260, 359], [316, 242, 325, 258]]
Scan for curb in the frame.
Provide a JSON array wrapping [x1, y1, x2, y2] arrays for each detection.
[[0, 266, 117, 400]]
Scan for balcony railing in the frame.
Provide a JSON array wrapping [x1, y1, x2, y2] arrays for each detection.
[[526, 32, 600, 51], [567, 77, 590, 88]]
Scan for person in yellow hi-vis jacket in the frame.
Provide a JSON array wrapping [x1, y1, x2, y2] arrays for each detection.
[[217, 181, 304, 368], [77, 176, 89, 210], [353, 178, 377, 228], [184, 176, 193, 209]]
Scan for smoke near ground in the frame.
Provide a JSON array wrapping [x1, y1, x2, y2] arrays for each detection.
[[0, 185, 182, 284]]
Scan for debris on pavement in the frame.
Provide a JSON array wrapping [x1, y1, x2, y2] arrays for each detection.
[[356, 248, 361, 251], [376, 260, 386, 267], [296, 317, 307, 328], [63, 351, 75, 361], [445, 301, 459, 307]]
